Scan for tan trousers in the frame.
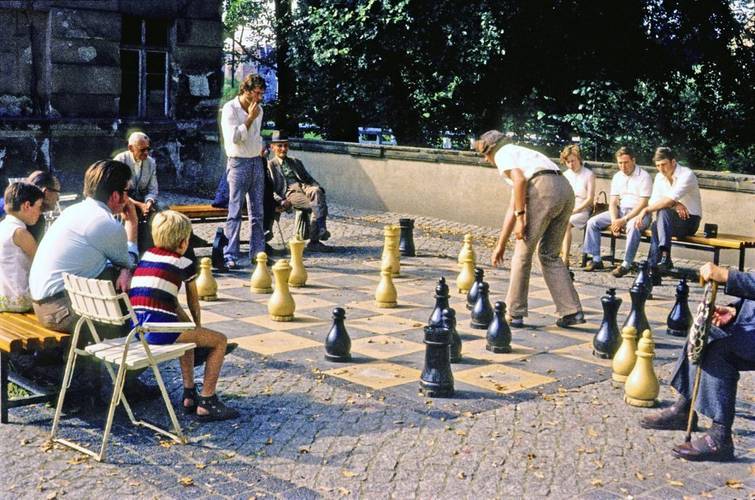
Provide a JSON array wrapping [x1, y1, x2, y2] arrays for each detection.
[[506, 174, 583, 318]]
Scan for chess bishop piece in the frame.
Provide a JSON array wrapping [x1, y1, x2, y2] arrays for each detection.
[[288, 238, 308, 287], [419, 324, 454, 398], [633, 261, 653, 299], [457, 253, 475, 294], [466, 267, 484, 310], [470, 282, 493, 329], [443, 308, 462, 363], [612, 326, 638, 384], [623, 283, 650, 340], [667, 278, 692, 337], [325, 308, 351, 362], [196, 257, 218, 301], [428, 277, 450, 328], [398, 218, 416, 257], [268, 259, 295, 321], [375, 265, 398, 308], [457, 233, 476, 267], [486, 302, 512, 353], [249, 252, 273, 294], [211, 227, 228, 271], [593, 288, 622, 359], [624, 330, 659, 407]]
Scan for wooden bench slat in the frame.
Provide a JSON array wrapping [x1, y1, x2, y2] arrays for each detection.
[[0, 313, 69, 353]]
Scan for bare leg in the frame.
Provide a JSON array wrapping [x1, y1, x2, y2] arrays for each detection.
[[176, 327, 228, 415]]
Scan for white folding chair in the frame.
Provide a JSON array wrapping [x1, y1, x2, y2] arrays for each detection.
[[50, 273, 196, 462]]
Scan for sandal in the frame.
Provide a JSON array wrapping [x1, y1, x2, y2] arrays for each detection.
[[182, 386, 198, 414], [196, 393, 240, 422]]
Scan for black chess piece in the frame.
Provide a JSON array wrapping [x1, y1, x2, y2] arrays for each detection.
[[466, 267, 485, 310], [667, 278, 693, 337], [211, 227, 228, 271], [592, 288, 623, 359], [623, 282, 650, 339], [647, 265, 661, 289], [442, 308, 462, 363], [325, 308, 352, 362], [398, 218, 416, 257], [419, 324, 454, 397], [633, 260, 653, 299], [470, 282, 493, 329], [428, 277, 450, 328], [486, 302, 512, 353]]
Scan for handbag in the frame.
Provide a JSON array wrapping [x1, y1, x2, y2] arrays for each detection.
[[592, 190, 609, 215]]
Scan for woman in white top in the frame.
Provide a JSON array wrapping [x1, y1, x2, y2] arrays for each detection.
[[559, 145, 595, 268], [0, 182, 44, 312]]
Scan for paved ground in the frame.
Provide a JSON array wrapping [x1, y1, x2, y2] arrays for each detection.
[[2, 195, 753, 499]]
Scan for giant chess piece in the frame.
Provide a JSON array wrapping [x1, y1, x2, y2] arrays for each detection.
[[268, 259, 296, 321], [466, 267, 484, 310], [211, 227, 228, 271], [250, 252, 273, 294], [419, 324, 454, 397], [486, 302, 512, 353], [288, 237, 308, 287], [623, 282, 650, 340], [195, 257, 218, 301], [612, 326, 638, 384], [375, 265, 398, 308], [592, 288, 622, 359], [470, 282, 494, 329], [325, 307, 351, 362], [443, 308, 462, 363], [398, 218, 416, 257], [381, 225, 400, 277], [458, 233, 476, 267], [667, 278, 692, 337], [390, 225, 401, 277], [457, 253, 475, 294], [633, 260, 653, 299], [428, 277, 450, 328], [624, 330, 659, 407]]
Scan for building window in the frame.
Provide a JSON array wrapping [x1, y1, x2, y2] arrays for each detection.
[[120, 16, 170, 118]]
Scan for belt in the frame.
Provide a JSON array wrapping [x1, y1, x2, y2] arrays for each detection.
[[32, 291, 66, 306], [530, 169, 561, 180]]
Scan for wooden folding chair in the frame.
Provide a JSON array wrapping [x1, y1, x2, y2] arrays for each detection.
[[50, 273, 196, 462]]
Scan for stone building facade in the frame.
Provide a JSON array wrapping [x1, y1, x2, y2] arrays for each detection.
[[0, 0, 225, 193]]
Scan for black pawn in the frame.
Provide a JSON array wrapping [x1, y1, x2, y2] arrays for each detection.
[[667, 278, 692, 337], [398, 218, 416, 257], [592, 288, 623, 359], [325, 308, 351, 362], [633, 261, 653, 299], [466, 267, 485, 310], [443, 308, 462, 363], [470, 282, 493, 329], [486, 302, 512, 353], [419, 324, 454, 398], [623, 282, 650, 339], [211, 227, 228, 271], [428, 277, 450, 328]]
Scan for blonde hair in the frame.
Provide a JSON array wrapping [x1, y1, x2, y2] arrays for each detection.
[[151, 210, 192, 251], [559, 144, 582, 165]]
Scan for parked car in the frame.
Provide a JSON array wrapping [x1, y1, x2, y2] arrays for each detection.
[[358, 127, 397, 146]]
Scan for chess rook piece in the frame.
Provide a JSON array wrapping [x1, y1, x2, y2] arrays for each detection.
[[428, 277, 450, 328], [419, 324, 454, 398], [325, 307, 351, 362], [632, 261, 653, 299], [624, 330, 660, 407], [466, 267, 485, 310], [667, 278, 693, 337], [470, 282, 494, 329], [592, 288, 623, 359], [612, 326, 638, 384], [288, 237, 308, 287], [195, 257, 218, 301], [457, 233, 476, 267], [486, 302, 512, 353], [268, 259, 296, 321], [249, 252, 273, 294], [375, 265, 398, 308], [457, 253, 475, 294], [381, 225, 400, 277], [398, 218, 416, 257], [623, 283, 650, 340], [443, 308, 462, 363], [211, 227, 228, 271]]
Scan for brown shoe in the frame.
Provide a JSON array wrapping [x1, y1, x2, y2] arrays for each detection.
[[640, 405, 697, 431], [611, 265, 631, 278], [672, 433, 734, 462], [584, 260, 604, 272]]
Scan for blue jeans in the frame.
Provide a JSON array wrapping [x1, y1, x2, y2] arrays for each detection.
[[224, 156, 265, 261], [583, 207, 650, 265], [648, 208, 700, 265]]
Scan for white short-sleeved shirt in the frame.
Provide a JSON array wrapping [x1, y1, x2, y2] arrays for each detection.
[[610, 166, 653, 211], [649, 164, 702, 216], [564, 166, 594, 208], [493, 144, 560, 186]]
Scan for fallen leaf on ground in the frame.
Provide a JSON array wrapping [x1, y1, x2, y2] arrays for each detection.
[[67, 455, 89, 465], [159, 440, 175, 449], [178, 477, 194, 487], [667, 480, 684, 487], [299, 447, 309, 454], [725, 479, 743, 489], [635, 471, 645, 481], [341, 470, 356, 478], [457, 472, 467, 479], [337, 487, 350, 496], [590, 479, 603, 487], [195, 463, 206, 470]]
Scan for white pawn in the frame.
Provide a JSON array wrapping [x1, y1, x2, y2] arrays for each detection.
[[269, 260, 296, 321], [195, 257, 218, 301], [288, 237, 308, 287], [250, 252, 273, 294], [375, 265, 397, 308], [458, 233, 476, 267], [624, 330, 660, 407]]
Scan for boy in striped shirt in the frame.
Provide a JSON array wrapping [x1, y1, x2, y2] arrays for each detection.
[[129, 210, 239, 421]]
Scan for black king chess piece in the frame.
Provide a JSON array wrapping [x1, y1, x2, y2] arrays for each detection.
[[592, 288, 622, 359], [442, 308, 462, 363], [466, 267, 485, 310], [623, 282, 650, 339], [428, 277, 450, 328], [398, 218, 416, 257], [324, 308, 351, 362], [211, 227, 228, 271], [470, 281, 493, 329], [486, 302, 512, 353], [667, 278, 693, 337], [419, 323, 454, 398]]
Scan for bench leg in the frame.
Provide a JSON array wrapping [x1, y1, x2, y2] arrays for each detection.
[[610, 236, 617, 265], [1, 351, 7, 424], [739, 249, 746, 272], [713, 248, 720, 266]]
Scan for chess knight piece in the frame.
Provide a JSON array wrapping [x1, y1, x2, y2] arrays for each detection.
[[325, 307, 351, 362], [624, 330, 660, 407], [211, 227, 228, 271], [457, 253, 475, 294], [268, 259, 296, 321], [486, 302, 512, 353], [398, 218, 416, 257], [612, 326, 638, 384], [428, 277, 450, 328], [593, 288, 623, 359], [667, 278, 693, 337], [623, 282, 650, 340], [443, 308, 462, 363], [419, 324, 454, 398], [288, 237, 308, 287], [470, 281, 494, 329], [466, 267, 485, 310], [458, 233, 476, 267], [249, 252, 273, 294], [375, 265, 398, 308], [195, 257, 218, 301]]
